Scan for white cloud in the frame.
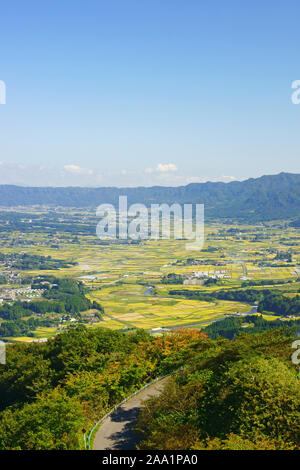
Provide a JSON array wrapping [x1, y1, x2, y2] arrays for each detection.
[[145, 163, 178, 175], [0, 161, 245, 188], [221, 175, 236, 180], [187, 175, 239, 184], [186, 176, 205, 183], [145, 167, 153, 174], [63, 164, 93, 176], [156, 163, 178, 173]]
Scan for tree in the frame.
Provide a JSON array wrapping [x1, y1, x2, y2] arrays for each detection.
[[0, 389, 84, 450]]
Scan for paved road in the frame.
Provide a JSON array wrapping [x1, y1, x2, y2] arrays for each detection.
[[93, 377, 169, 450]]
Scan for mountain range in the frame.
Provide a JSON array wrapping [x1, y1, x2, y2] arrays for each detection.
[[0, 172, 299, 221]]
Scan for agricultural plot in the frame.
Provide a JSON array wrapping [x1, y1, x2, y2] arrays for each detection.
[[0, 212, 299, 340], [88, 283, 252, 331]]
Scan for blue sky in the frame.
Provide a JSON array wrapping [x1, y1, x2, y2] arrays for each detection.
[[0, 0, 300, 186]]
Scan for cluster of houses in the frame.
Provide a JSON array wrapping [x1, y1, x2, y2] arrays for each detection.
[[193, 270, 230, 279], [168, 258, 226, 267], [55, 313, 100, 330], [0, 286, 44, 302], [183, 270, 231, 286], [0, 233, 63, 248], [1, 270, 20, 283]]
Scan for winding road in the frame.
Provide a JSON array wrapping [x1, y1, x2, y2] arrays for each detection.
[[93, 377, 169, 450]]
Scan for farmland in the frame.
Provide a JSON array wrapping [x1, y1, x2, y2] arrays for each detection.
[[0, 207, 299, 341]]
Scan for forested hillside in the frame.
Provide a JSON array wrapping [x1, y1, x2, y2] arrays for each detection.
[[137, 330, 300, 450], [0, 172, 299, 221], [0, 327, 299, 450], [0, 327, 205, 450]]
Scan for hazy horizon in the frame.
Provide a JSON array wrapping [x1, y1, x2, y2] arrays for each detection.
[[0, 170, 297, 189]]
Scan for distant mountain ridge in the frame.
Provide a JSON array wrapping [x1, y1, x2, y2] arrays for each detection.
[[0, 172, 299, 221]]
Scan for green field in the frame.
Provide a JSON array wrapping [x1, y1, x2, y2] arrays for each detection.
[[0, 215, 299, 341]]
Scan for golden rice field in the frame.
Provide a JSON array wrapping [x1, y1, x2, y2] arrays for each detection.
[[2, 221, 299, 340], [87, 283, 250, 331]]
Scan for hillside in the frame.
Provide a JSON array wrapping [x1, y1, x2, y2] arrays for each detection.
[[0, 327, 205, 450], [1, 327, 298, 450], [0, 172, 299, 221], [137, 329, 300, 450]]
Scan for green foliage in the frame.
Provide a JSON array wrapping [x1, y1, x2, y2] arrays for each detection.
[[241, 278, 297, 287], [0, 342, 52, 409], [169, 287, 267, 303], [0, 389, 84, 450], [291, 218, 300, 228], [137, 330, 300, 450], [0, 277, 104, 338], [0, 326, 204, 449], [169, 287, 300, 317], [0, 252, 76, 270], [161, 273, 184, 284], [258, 293, 300, 316], [203, 315, 300, 340], [1, 325, 300, 450]]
